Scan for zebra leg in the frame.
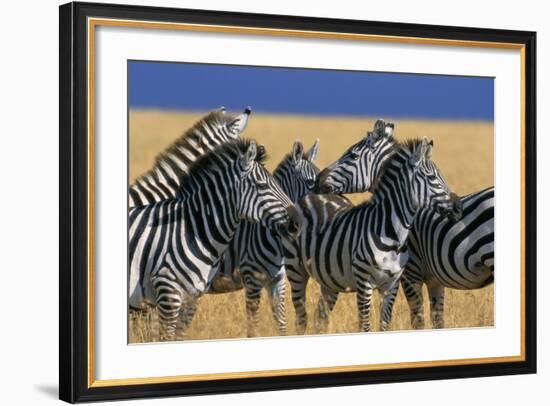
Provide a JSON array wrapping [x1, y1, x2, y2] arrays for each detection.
[[401, 276, 426, 329], [175, 296, 198, 340], [356, 277, 375, 332], [282, 236, 310, 335], [379, 282, 400, 332], [314, 287, 338, 333], [152, 267, 183, 341], [267, 271, 287, 336], [287, 267, 309, 335], [244, 280, 263, 338], [428, 284, 445, 329]]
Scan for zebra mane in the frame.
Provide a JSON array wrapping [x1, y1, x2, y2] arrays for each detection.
[[370, 138, 424, 192], [177, 138, 267, 194], [132, 109, 231, 185]]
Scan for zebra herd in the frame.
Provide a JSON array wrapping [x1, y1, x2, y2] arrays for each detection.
[[128, 107, 494, 341]]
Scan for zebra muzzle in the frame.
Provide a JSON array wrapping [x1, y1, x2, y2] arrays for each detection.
[[435, 193, 463, 221], [317, 183, 334, 194], [315, 168, 336, 194], [276, 205, 303, 239], [450, 193, 463, 221]]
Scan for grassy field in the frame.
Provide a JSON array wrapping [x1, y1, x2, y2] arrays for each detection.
[[129, 110, 494, 343]]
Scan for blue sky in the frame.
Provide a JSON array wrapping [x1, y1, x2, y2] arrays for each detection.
[[128, 61, 494, 121]]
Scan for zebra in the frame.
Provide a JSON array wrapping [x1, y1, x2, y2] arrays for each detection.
[[129, 107, 251, 208], [401, 186, 494, 329], [282, 119, 396, 334], [204, 139, 321, 337], [286, 137, 459, 334], [128, 139, 301, 340]]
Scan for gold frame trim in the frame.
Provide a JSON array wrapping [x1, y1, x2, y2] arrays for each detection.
[[87, 17, 527, 388]]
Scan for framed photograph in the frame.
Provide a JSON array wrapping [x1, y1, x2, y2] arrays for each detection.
[[59, 1, 536, 402]]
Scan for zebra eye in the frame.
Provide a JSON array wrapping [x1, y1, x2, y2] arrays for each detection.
[[256, 180, 269, 189], [349, 151, 360, 160], [305, 179, 315, 188]]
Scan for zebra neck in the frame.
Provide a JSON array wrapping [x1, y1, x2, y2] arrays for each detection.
[[273, 169, 297, 203], [371, 169, 417, 245], [182, 180, 241, 248]]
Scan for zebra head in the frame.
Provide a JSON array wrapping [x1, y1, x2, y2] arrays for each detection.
[[237, 141, 302, 238], [223, 106, 252, 138], [198, 106, 251, 146], [406, 137, 462, 219], [210, 107, 252, 141], [316, 119, 395, 194], [274, 139, 321, 203]]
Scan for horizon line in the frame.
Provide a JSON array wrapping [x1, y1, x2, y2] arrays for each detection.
[[129, 107, 494, 123]]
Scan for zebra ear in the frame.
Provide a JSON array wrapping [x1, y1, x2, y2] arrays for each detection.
[[367, 119, 385, 144], [425, 139, 434, 160], [419, 137, 433, 161], [365, 130, 377, 148], [240, 141, 257, 172], [410, 137, 430, 166], [385, 121, 395, 139], [373, 119, 385, 135], [292, 140, 304, 166], [306, 138, 320, 162]]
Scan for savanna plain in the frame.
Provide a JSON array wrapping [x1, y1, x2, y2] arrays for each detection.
[[129, 110, 494, 343]]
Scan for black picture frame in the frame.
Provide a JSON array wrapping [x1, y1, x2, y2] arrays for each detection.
[[59, 1, 537, 403]]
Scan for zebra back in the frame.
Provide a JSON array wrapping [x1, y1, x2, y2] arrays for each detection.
[[405, 186, 494, 289]]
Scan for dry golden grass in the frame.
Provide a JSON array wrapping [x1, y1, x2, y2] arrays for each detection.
[[128, 110, 494, 343]]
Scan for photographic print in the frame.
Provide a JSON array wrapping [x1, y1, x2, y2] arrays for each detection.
[[127, 61, 495, 343], [60, 3, 535, 401]]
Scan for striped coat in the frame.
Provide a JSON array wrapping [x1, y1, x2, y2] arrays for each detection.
[[128, 139, 300, 340], [401, 186, 494, 328]]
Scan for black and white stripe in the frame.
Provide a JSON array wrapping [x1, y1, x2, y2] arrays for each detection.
[[285, 137, 459, 333], [129, 107, 251, 208], [401, 186, 494, 329], [128, 139, 300, 340], [206, 139, 320, 337]]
